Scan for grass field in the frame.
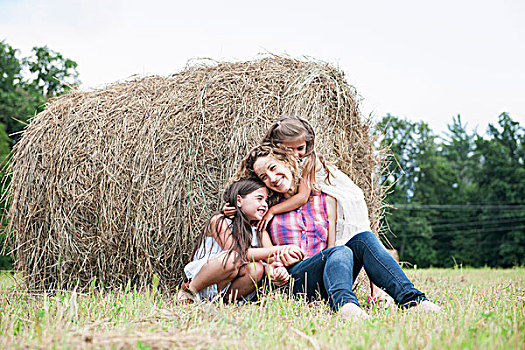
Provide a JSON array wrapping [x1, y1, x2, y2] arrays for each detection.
[[1, 268, 524, 349]]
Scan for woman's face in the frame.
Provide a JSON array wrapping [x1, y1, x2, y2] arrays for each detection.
[[253, 155, 293, 194], [237, 187, 269, 221]]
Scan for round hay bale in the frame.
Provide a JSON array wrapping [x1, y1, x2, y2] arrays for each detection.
[[6, 56, 387, 291]]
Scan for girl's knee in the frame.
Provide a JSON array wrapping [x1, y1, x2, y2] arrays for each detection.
[[223, 252, 241, 277], [244, 261, 265, 282]]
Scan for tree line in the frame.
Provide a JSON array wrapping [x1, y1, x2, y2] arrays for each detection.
[[378, 113, 525, 267], [1, 40, 523, 269], [0, 40, 80, 268]]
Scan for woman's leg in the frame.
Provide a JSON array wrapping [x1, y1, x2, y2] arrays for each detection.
[[345, 231, 427, 307], [287, 246, 370, 320], [321, 246, 371, 320], [225, 261, 265, 301], [288, 246, 358, 310]]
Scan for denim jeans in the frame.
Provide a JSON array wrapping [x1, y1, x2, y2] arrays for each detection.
[[345, 231, 427, 308], [287, 231, 427, 311], [287, 246, 357, 311]]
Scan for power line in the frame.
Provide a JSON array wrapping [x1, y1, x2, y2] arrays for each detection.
[[433, 224, 525, 236], [394, 224, 525, 238], [430, 218, 525, 229], [425, 212, 525, 225], [394, 204, 525, 210], [431, 240, 524, 247]]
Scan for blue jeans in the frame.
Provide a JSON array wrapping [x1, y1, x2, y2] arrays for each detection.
[[287, 246, 357, 311], [345, 231, 427, 308], [287, 231, 427, 311]]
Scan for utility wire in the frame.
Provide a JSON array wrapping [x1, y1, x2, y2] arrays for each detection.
[[395, 204, 525, 210], [431, 240, 523, 247], [396, 224, 525, 238], [430, 218, 525, 229], [424, 212, 525, 225]]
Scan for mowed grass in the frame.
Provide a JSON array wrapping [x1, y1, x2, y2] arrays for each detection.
[[1, 268, 524, 349]]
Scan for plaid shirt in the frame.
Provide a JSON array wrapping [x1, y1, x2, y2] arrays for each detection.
[[269, 192, 329, 258]]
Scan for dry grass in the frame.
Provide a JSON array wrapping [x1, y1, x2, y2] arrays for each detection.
[[1, 268, 523, 349], [5, 55, 388, 291]]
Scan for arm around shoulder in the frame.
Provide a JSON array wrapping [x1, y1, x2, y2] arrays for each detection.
[[268, 180, 311, 216]]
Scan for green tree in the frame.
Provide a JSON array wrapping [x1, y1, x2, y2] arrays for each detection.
[[25, 45, 79, 98], [468, 113, 525, 266], [0, 41, 40, 138], [0, 40, 79, 140], [379, 113, 525, 268], [441, 115, 476, 187], [0, 40, 79, 269], [378, 115, 475, 267], [378, 116, 447, 266], [439, 115, 478, 266], [377, 114, 418, 203]]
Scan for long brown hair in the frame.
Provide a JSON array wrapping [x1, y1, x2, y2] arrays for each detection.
[[262, 115, 331, 190], [191, 178, 266, 264]]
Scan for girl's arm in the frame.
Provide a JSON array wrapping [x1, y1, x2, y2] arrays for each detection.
[[245, 230, 283, 261], [272, 178, 311, 214], [212, 215, 279, 260], [257, 177, 311, 232], [214, 216, 304, 264], [325, 195, 337, 248], [251, 230, 305, 266]]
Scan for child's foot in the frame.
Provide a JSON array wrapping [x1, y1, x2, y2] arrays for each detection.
[[339, 302, 371, 321], [175, 282, 197, 304], [415, 300, 441, 313]]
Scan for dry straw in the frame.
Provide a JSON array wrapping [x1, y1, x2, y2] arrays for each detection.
[[5, 55, 388, 291]]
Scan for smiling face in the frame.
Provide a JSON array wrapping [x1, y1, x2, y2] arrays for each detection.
[[237, 187, 269, 222], [253, 155, 294, 194], [281, 135, 307, 159]]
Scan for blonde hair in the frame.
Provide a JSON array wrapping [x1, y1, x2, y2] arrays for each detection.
[[262, 115, 331, 190]]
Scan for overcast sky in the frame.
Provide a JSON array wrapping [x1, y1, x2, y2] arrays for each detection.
[[1, 0, 524, 136]]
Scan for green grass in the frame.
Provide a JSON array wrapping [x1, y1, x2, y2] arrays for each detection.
[[1, 268, 524, 349]]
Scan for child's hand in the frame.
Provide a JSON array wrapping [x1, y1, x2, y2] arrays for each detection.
[[222, 203, 236, 218], [277, 245, 305, 266], [268, 261, 289, 286], [257, 209, 274, 233]]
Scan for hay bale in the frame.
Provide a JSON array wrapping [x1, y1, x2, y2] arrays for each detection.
[[6, 56, 387, 291]]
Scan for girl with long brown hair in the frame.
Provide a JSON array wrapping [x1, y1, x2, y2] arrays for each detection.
[[179, 178, 304, 302]]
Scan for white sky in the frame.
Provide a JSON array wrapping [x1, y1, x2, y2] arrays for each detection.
[[1, 0, 524, 136]]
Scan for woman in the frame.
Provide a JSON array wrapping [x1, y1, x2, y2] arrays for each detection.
[[237, 144, 440, 320]]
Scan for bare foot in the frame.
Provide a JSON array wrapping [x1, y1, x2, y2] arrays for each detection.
[[339, 302, 371, 321], [175, 282, 198, 304], [415, 300, 441, 313]]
